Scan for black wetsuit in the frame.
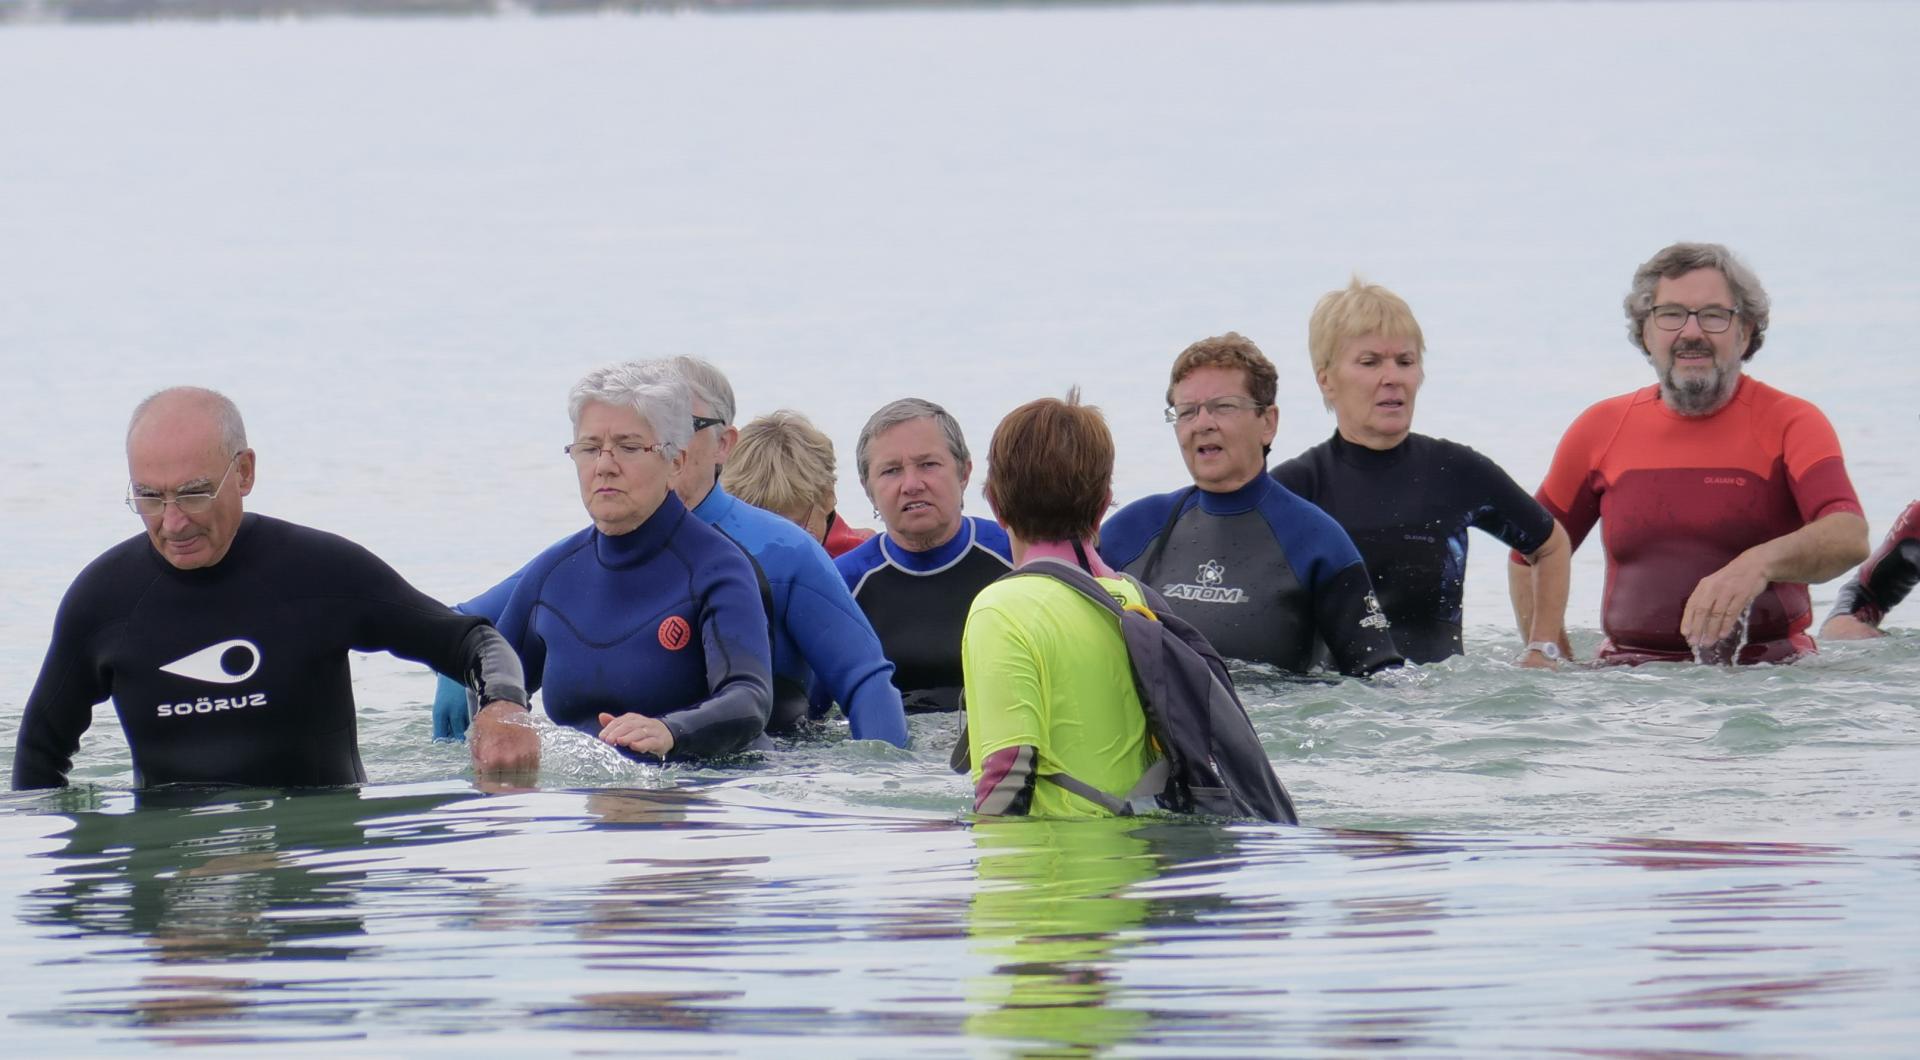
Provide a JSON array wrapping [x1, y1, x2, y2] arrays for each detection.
[[833, 516, 1014, 712], [1273, 431, 1556, 663], [1099, 476, 1402, 676], [1828, 500, 1920, 627], [12, 514, 527, 789]]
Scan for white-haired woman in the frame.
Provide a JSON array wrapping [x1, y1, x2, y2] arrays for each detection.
[[467, 362, 773, 773]]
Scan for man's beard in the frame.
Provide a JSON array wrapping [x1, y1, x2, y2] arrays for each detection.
[[1661, 343, 1738, 417]]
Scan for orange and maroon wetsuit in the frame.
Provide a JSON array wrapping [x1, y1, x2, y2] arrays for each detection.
[[1525, 376, 1861, 664]]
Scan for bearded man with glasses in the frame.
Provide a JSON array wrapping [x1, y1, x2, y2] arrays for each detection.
[[1099, 333, 1403, 677], [1510, 242, 1869, 665], [12, 386, 529, 789]]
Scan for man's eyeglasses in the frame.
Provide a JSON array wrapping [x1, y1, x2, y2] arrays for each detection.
[[692, 415, 727, 433], [1164, 397, 1269, 424], [1649, 305, 1739, 334], [566, 440, 669, 465], [126, 452, 242, 517]]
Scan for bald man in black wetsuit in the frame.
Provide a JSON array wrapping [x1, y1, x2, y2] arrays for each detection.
[[11, 387, 532, 790]]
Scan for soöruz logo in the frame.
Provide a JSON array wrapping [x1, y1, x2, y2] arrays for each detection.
[[158, 639, 262, 684], [158, 693, 268, 718]]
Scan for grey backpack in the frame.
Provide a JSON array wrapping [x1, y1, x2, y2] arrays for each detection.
[[991, 559, 1298, 824]]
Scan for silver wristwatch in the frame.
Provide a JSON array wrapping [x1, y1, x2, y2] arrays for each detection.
[[1523, 641, 1564, 661]]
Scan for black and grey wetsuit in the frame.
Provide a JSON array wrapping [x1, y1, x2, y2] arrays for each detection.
[[1099, 475, 1402, 677], [1273, 431, 1555, 663], [833, 516, 1013, 712], [12, 514, 526, 789]]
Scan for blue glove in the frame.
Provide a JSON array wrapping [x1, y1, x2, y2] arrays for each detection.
[[432, 672, 473, 740]]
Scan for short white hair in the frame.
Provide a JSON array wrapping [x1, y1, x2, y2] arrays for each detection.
[[671, 356, 736, 424], [568, 361, 693, 456]]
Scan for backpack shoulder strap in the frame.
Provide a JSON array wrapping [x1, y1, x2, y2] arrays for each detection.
[[1002, 557, 1150, 620], [1137, 485, 1198, 584]]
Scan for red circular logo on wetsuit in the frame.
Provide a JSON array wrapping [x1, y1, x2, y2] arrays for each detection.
[[658, 615, 692, 651]]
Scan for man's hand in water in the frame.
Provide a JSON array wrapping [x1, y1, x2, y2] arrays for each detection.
[[1682, 552, 1771, 649], [471, 702, 540, 776]]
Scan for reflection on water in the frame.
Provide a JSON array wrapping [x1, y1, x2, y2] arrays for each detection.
[[2, 783, 1915, 1052], [968, 818, 1155, 1055]]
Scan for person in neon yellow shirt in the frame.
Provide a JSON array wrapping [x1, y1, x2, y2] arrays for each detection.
[[964, 390, 1158, 818]]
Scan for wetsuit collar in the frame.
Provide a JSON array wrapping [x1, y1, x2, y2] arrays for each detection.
[[594, 491, 688, 568], [1194, 473, 1275, 516], [690, 481, 738, 525], [880, 517, 977, 574], [1327, 429, 1413, 468]]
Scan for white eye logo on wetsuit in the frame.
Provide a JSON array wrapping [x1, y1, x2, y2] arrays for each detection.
[[158, 639, 263, 684]]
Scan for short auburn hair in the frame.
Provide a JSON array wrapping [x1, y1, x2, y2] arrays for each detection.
[[985, 388, 1113, 544], [1165, 331, 1278, 407]]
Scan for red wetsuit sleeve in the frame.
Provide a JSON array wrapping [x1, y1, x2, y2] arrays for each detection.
[[1773, 397, 1863, 523]]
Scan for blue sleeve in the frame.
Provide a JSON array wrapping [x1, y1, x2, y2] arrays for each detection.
[[1259, 486, 1366, 593], [776, 540, 909, 747], [457, 567, 525, 624], [494, 547, 571, 698], [431, 673, 472, 739], [1097, 493, 1181, 570], [663, 545, 774, 759]]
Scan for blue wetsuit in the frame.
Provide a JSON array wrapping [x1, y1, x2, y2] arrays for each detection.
[[1098, 476, 1403, 676], [435, 487, 908, 748], [688, 485, 908, 746], [834, 516, 1013, 712], [489, 493, 773, 760]]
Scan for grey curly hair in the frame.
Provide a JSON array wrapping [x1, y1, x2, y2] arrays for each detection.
[[1623, 242, 1770, 361]]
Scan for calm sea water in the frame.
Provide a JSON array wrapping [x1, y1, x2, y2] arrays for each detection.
[[3, 1, 1919, 1054]]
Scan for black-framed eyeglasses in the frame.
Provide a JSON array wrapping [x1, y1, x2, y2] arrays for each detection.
[[565, 440, 670, 464], [1164, 397, 1269, 424], [1649, 304, 1739, 334], [126, 452, 243, 517], [692, 415, 727, 433]]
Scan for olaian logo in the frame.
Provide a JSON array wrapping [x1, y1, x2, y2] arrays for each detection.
[[158, 639, 263, 684]]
